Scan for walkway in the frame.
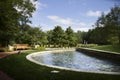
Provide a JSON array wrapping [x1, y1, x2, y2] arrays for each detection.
[[0, 51, 18, 59]]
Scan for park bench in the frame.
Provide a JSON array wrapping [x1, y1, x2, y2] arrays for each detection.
[[14, 44, 30, 50]]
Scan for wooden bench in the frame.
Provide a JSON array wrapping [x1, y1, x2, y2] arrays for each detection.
[[14, 44, 30, 50]]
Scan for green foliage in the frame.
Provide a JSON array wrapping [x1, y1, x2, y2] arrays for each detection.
[[76, 31, 83, 43], [40, 32, 48, 46], [47, 30, 53, 46], [65, 27, 77, 47], [86, 27, 109, 44], [76, 31, 88, 44], [0, 0, 36, 46], [51, 26, 65, 47], [49, 26, 77, 47], [86, 5, 120, 45], [14, 25, 48, 46]]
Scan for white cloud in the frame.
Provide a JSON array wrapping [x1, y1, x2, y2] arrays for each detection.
[[47, 15, 94, 32], [73, 27, 91, 32], [31, 0, 47, 25], [30, 0, 47, 10], [86, 10, 102, 17], [73, 22, 94, 32], [40, 22, 94, 32], [40, 23, 54, 31], [47, 16, 74, 25], [47, 15, 93, 26], [77, 22, 87, 27]]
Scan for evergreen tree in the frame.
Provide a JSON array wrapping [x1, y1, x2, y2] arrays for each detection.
[[65, 27, 77, 47], [52, 26, 65, 47]]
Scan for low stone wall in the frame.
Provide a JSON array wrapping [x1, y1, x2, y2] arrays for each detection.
[[76, 48, 120, 62]]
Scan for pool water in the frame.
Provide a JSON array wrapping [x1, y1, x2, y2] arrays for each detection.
[[32, 51, 120, 72]]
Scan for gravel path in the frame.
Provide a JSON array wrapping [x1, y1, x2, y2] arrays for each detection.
[[0, 51, 18, 59]]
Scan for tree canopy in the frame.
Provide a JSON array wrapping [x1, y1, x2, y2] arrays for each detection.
[[0, 0, 36, 46], [85, 5, 120, 45]]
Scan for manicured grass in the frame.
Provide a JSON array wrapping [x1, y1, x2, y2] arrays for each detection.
[[90, 45, 120, 53], [0, 50, 120, 80]]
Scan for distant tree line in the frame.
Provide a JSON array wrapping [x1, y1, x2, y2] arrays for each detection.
[[47, 26, 77, 47], [83, 5, 120, 45]]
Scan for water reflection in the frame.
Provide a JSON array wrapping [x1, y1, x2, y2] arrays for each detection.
[[33, 51, 120, 72]]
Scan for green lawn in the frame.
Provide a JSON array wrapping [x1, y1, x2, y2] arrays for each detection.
[[0, 50, 120, 80], [90, 45, 120, 53]]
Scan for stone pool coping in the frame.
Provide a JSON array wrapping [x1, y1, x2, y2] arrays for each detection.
[[78, 48, 120, 55], [26, 49, 120, 75], [76, 48, 120, 61]]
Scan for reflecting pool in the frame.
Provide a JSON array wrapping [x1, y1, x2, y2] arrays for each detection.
[[32, 51, 120, 72]]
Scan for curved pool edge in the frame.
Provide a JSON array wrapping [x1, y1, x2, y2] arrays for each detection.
[[26, 50, 120, 75], [76, 48, 120, 62]]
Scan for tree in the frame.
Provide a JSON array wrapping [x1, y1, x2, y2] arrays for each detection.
[[40, 32, 48, 47], [87, 5, 120, 45], [0, 0, 36, 46], [47, 30, 53, 47], [29, 27, 43, 45], [15, 26, 42, 45], [76, 31, 83, 44], [65, 27, 77, 47], [105, 5, 120, 44], [52, 26, 65, 47], [15, 25, 32, 44], [86, 27, 109, 44], [96, 13, 106, 27], [76, 31, 89, 44]]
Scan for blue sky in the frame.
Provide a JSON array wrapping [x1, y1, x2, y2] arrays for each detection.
[[30, 0, 117, 32]]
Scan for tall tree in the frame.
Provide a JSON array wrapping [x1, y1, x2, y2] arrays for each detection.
[[47, 30, 53, 47], [52, 26, 65, 47], [41, 32, 48, 47], [106, 5, 120, 44], [0, 0, 36, 46], [65, 27, 77, 47], [76, 31, 88, 44], [87, 5, 120, 44]]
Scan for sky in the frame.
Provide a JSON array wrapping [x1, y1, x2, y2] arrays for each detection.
[[30, 0, 118, 32]]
